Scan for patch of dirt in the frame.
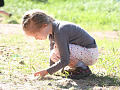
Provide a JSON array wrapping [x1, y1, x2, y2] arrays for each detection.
[[0, 24, 120, 90], [0, 24, 120, 41], [0, 24, 24, 35], [91, 31, 120, 41], [0, 74, 120, 90], [0, 17, 4, 22]]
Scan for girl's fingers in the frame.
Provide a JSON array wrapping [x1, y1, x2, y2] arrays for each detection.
[[34, 72, 40, 77]]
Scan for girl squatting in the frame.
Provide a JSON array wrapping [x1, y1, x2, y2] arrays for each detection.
[[22, 10, 99, 79]]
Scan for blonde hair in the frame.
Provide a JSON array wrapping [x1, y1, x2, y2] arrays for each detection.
[[22, 9, 54, 33]]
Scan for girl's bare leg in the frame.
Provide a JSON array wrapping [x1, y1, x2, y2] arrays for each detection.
[[68, 58, 79, 68], [51, 52, 79, 68]]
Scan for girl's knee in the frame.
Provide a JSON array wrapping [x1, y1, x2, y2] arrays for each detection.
[[50, 50, 60, 62]]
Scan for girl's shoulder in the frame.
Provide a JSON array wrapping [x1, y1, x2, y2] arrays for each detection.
[[55, 20, 78, 29], [53, 20, 81, 35]]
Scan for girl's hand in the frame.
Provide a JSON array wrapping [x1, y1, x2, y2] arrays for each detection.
[[34, 70, 48, 77]]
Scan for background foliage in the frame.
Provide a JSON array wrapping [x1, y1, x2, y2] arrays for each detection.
[[1, 0, 120, 31]]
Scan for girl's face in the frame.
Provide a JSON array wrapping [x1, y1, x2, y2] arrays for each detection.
[[25, 24, 49, 40]]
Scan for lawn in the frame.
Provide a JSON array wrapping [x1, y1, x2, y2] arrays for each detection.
[[1, 0, 120, 31], [0, 0, 120, 89]]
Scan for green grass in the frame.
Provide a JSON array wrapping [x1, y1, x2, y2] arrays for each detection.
[[91, 39, 120, 77], [0, 33, 120, 88], [0, 0, 120, 31], [0, 34, 50, 74], [0, 0, 120, 89]]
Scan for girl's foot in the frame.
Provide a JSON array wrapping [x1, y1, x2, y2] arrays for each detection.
[[61, 66, 92, 79]]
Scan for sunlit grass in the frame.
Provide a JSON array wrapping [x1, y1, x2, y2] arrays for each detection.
[[0, 34, 49, 76], [90, 38, 120, 78], [0, 0, 120, 88], [0, 33, 120, 79], [0, 31, 120, 89], [1, 0, 120, 31]]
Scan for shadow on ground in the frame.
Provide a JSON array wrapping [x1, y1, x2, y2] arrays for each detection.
[[37, 74, 120, 89]]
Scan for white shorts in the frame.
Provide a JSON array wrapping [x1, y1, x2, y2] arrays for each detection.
[[51, 44, 99, 66]]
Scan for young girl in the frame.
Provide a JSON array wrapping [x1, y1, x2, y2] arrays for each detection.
[[22, 9, 99, 79]]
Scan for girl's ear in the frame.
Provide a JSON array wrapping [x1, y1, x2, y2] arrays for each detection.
[[43, 24, 47, 28]]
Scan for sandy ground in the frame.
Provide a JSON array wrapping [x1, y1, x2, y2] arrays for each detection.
[[0, 24, 120, 90]]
